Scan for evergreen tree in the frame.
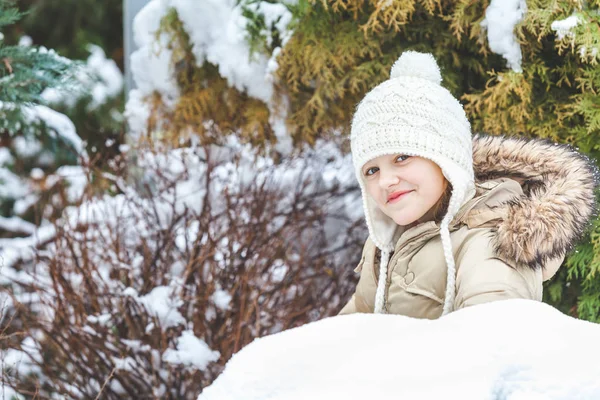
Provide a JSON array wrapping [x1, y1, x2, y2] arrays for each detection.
[[4, 0, 123, 68], [0, 0, 82, 234], [3, 0, 125, 174]]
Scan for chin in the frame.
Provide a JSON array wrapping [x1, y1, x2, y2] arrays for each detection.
[[392, 215, 418, 226]]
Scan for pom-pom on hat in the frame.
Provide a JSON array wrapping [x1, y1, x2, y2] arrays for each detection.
[[350, 51, 476, 316]]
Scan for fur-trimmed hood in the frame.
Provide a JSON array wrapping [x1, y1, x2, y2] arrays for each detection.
[[472, 135, 599, 270]]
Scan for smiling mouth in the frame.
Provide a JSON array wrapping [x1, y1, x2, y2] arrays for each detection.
[[387, 190, 413, 203]]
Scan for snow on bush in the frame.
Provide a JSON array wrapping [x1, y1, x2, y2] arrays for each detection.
[[551, 15, 581, 40], [0, 103, 86, 252], [199, 300, 600, 400], [125, 0, 296, 152], [124, 0, 188, 140], [0, 100, 87, 240], [481, 0, 527, 73], [42, 44, 123, 110], [162, 330, 221, 370]]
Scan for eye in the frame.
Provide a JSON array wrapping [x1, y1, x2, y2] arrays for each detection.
[[395, 154, 411, 163], [364, 166, 379, 176]]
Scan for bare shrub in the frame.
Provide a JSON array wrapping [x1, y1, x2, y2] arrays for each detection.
[[2, 139, 363, 398]]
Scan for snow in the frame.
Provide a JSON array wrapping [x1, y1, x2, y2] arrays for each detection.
[[87, 313, 112, 326], [41, 44, 123, 110], [129, 32, 178, 106], [172, 0, 270, 103], [1, 98, 89, 224], [30, 168, 44, 179], [162, 330, 220, 370], [0, 224, 56, 273], [13, 135, 42, 157], [126, 0, 296, 153], [86, 44, 124, 108], [0, 290, 14, 324], [22, 104, 86, 157], [18, 35, 32, 47], [551, 15, 581, 40], [121, 339, 151, 353], [114, 356, 137, 371], [211, 289, 232, 311], [1, 130, 362, 391], [12, 193, 39, 215], [481, 0, 527, 73], [244, 2, 295, 48], [0, 216, 36, 235], [0, 147, 13, 165], [137, 285, 186, 329], [125, 0, 179, 139], [2, 347, 42, 392], [0, 166, 29, 200], [55, 165, 88, 202], [0, 387, 24, 400], [171, 0, 295, 153], [269, 259, 288, 282], [199, 300, 600, 400]]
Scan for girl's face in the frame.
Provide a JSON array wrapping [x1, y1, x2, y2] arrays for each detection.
[[362, 154, 447, 226]]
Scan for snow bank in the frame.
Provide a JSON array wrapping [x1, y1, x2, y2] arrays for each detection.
[[481, 0, 527, 73], [199, 300, 600, 400]]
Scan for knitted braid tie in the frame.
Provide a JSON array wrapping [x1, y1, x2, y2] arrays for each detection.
[[440, 189, 463, 316], [374, 248, 392, 314], [440, 220, 456, 316]]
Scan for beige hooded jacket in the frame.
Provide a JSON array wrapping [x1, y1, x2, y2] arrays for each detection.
[[339, 135, 598, 318]]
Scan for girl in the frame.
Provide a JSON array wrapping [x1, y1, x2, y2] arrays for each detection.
[[340, 51, 598, 318]]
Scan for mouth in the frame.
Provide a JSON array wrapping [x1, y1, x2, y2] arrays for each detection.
[[387, 190, 413, 204]]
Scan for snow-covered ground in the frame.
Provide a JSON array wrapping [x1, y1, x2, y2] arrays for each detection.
[[199, 300, 600, 400]]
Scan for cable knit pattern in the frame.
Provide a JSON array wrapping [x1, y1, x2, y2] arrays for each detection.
[[350, 50, 475, 316]]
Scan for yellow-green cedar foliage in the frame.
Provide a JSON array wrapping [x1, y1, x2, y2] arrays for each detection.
[[146, 0, 600, 321]]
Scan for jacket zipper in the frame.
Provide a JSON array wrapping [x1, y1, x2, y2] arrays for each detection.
[[375, 229, 439, 310]]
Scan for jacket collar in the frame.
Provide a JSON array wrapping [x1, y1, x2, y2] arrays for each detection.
[[472, 135, 598, 269]]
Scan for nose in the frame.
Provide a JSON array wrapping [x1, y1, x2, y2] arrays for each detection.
[[378, 166, 400, 189]]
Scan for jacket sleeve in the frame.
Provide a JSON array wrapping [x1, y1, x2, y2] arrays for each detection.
[[338, 294, 358, 315], [453, 228, 544, 311], [338, 239, 375, 315]]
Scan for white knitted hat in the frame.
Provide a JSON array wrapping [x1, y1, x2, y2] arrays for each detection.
[[350, 51, 476, 316]]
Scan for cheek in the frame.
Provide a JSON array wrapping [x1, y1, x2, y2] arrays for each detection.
[[366, 180, 388, 207], [413, 167, 445, 204], [425, 171, 446, 204], [365, 180, 379, 202]]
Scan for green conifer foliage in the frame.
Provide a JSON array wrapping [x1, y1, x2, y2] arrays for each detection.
[[4, 0, 123, 67], [2, 0, 124, 173], [0, 0, 81, 230], [0, 2, 74, 107]]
